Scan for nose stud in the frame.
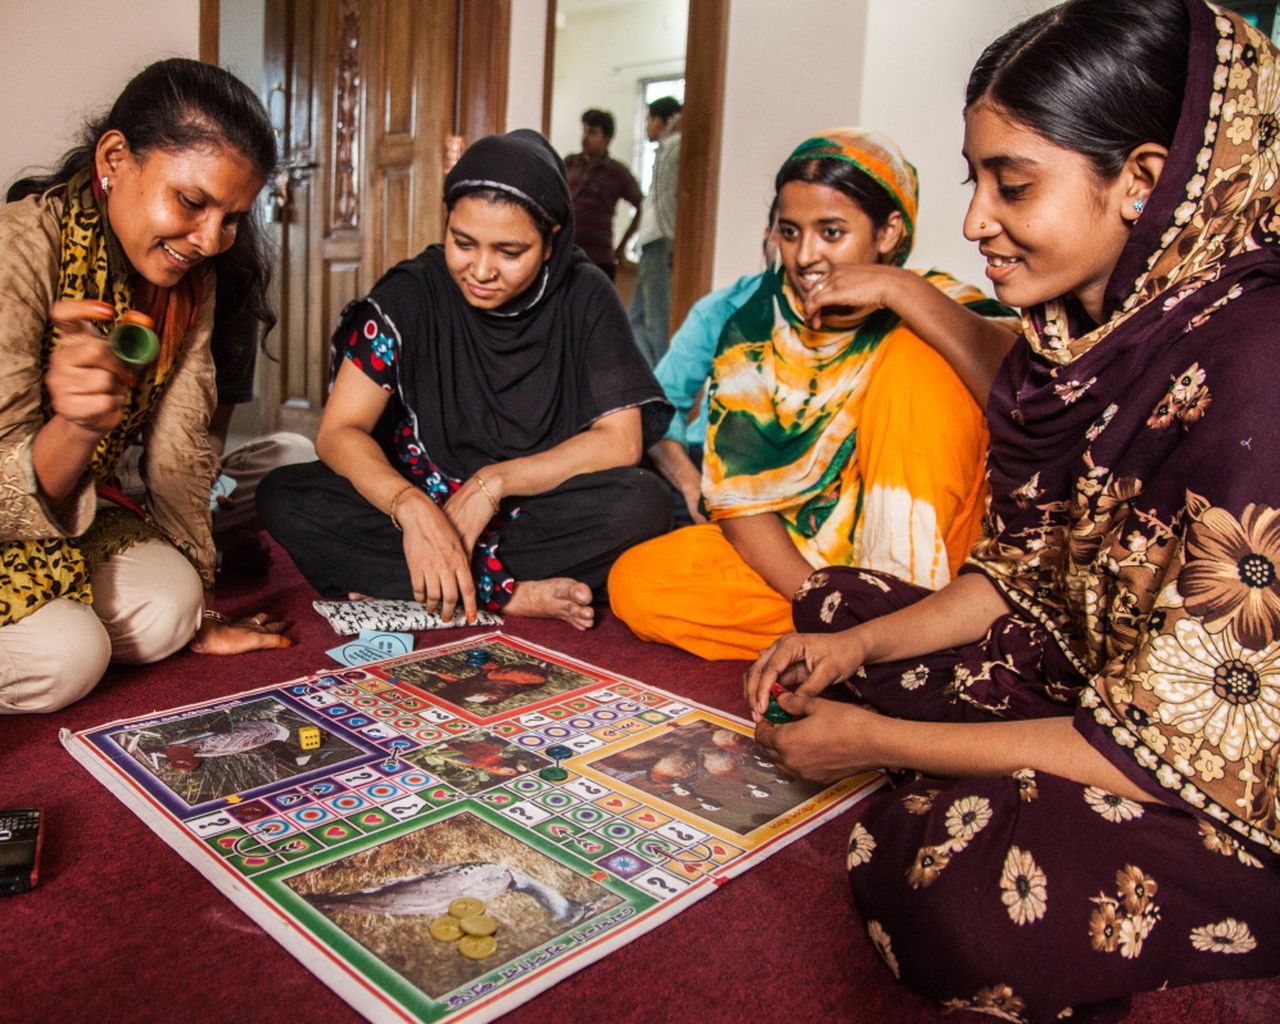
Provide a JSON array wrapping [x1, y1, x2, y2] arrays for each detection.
[[980, 222, 987, 230]]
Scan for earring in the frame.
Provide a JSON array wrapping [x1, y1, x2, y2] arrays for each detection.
[[1132, 198, 1145, 214], [100, 175, 111, 194]]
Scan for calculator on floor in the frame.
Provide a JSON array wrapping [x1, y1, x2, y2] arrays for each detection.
[[0, 809, 44, 895]]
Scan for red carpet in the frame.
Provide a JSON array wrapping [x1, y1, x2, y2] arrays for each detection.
[[2, 541, 1276, 1023]]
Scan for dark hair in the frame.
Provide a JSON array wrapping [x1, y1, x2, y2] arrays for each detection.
[[647, 96, 682, 122], [775, 158, 899, 232], [7, 58, 279, 358], [965, 0, 1189, 179], [581, 109, 615, 139], [447, 186, 558, 243]]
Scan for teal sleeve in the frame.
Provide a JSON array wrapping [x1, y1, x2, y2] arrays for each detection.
[[654, 273, 766, 446]]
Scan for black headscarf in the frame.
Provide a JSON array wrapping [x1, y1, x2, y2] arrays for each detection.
[[348, 129, 670, 480]]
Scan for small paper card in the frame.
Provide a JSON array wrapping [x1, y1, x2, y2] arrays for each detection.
[[210, 473, 238, 512], [312, 599, 502, 636], [324, 630, 416, 667], [357, 629, 414, 656]]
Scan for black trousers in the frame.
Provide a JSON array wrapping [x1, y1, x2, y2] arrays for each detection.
[[257, 460, 672, 601]]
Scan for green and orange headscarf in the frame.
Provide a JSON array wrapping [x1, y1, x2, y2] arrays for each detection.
[[779, 128, 919, 267]]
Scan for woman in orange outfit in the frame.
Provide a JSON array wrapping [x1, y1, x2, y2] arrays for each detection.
[[608, 128, 1016, 660]]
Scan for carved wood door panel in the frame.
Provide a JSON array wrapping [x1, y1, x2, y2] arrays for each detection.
[[262, 0, 458, 436]]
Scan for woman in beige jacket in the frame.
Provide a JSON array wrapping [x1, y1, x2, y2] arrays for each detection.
[[0, 59, 289, 713]]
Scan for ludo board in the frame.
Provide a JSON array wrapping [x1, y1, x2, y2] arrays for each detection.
[[62, 632, 881, 1023]]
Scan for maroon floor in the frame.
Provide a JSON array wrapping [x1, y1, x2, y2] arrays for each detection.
[[2, 543, 1276, 1023]]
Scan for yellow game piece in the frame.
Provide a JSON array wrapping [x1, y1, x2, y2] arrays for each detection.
[[459, 914, 498, 937], [298, 725, 321, 750], [458, 934, 498, 960], [225, 795, 242, 804], [429, 916, 463, 942], [448, 897, 485, 918]]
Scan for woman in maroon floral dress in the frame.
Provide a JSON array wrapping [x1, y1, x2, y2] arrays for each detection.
[[744, 1, 1280, 1020]]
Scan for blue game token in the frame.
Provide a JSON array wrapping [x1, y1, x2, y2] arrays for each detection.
[[544, 745, 572, 762], [465, 649, 488, 666]]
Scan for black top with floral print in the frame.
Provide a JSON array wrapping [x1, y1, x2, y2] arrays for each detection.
[[342, 301, 515, 610]]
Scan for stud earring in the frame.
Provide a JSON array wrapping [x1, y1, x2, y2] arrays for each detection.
[[1132, 198, 1145, 214], [100, 175, 111, 193]]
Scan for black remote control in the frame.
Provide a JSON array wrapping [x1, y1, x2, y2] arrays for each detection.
[[0, 808, 44, 895]]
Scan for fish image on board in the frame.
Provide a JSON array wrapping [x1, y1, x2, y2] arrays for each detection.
[[284, 810, 627, 1001]]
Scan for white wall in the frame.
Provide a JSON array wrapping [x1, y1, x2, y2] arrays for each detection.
[[0, 0, 200, 192], [507, 0, 550, 132]]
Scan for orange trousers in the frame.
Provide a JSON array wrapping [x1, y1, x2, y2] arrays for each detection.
[[607, 523, 795, 661]]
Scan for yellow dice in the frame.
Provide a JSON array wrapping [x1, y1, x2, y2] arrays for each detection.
[[298, 725, 321, 750]]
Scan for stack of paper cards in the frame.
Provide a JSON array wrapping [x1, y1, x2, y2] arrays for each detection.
[[210, 474, 237, 512], [313, 599, 502, 636]]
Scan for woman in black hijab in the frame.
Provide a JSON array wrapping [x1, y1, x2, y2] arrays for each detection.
[[259, 131, 672, 628]]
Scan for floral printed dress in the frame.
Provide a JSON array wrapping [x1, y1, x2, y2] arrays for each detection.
[[795, 568, 1280, 1024], [787, 4, 1280, 1019], [342, 301, 515, 610]]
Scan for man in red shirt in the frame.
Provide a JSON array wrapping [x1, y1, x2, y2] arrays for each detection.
[[564, 109, 643, 280]]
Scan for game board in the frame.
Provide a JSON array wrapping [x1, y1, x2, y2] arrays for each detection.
[[61, 632, 882, 1024]]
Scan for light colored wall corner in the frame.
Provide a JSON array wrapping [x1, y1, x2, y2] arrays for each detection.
[[507, 0, 550, 133], [0, 0, 201, 192]]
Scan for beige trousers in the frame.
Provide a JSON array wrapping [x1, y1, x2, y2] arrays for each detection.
[[0, 539, 203, 714]]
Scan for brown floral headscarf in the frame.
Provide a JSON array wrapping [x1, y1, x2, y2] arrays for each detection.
[[966, 0, 1280, 855]]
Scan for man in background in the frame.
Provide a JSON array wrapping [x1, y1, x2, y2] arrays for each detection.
[[628, 96, 682, 366], [564, 109, 642, 281]]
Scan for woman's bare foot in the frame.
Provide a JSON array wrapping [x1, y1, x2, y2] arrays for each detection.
[[504, 578, 594, 630]]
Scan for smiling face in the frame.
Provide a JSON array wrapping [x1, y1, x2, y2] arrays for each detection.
[[95, 132, 263, 288], [776, 180, 900, 300], [962, 101, 1138, 321], [444, 195, 555, 309]]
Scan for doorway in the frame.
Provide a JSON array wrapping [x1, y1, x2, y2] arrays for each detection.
[[542, 0, 727, 339], [209, 0, 511, 438]]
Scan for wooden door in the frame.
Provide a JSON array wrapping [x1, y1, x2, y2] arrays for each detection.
[[262, 0, 463, 436]]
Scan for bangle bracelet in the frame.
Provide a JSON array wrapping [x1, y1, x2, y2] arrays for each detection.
[[388, 483, 416, 531], [203, 609, 229, 624], [473, 473, 500, 515]]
